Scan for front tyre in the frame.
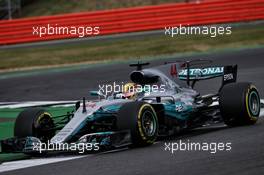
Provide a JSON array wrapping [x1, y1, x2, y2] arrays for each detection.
[[14, 108, 55, 142], [219, 82, 260, 126], [117, 102, 158, 146]]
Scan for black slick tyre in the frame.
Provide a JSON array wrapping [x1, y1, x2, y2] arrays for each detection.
[[219, 82, 260, 126], [117, 102, 158, 146], [14, 108, 55, 142]]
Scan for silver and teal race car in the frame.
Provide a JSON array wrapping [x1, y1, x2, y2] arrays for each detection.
[[1, 60, 263, 154]]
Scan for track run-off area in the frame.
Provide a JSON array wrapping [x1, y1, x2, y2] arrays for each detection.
[[0, 47, 264, 175]]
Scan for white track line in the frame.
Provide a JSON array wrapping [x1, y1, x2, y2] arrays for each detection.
[[0, 155, 86, 173], [0, 101, 76, 109]]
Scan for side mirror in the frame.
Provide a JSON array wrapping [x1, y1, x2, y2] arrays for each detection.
[[90, 91, 106, 99], [90, 91, 100, 96]]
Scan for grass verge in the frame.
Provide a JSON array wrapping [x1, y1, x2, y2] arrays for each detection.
[[19, 0, 185, 18], [0, 24, 263, 71], [0, 106, 74, 163]]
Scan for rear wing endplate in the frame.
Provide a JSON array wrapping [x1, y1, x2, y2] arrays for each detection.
[[173, 60, 237, 89]]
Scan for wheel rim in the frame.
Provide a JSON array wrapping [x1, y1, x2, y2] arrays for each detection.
[[249, 91, 260, 116], [141, 110, 156, 137], [34, 113, 54, 141]]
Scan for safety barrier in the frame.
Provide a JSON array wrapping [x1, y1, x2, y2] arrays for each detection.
[[0, 0, 263, 45]]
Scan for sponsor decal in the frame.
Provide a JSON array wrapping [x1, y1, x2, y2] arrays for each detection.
[[223, 73, 234, 81], [175, 104, 184, 112], [179, 67, 224, 76]]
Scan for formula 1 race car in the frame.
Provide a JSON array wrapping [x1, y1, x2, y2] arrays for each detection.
[[1, 60, 263, 154]]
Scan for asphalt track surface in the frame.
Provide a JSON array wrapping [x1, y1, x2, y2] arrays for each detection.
[[1, 47, 264, 175]]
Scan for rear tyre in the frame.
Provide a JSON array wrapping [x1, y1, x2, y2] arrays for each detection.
[[14, 108, 55, 142], [219, 82, 260, 126], [117, 102, 158, 146]]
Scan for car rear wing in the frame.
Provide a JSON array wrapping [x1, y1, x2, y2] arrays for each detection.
[[168, 60, 237, 89]]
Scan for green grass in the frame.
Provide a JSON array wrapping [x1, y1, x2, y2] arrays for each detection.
[[0, 111, 25, 163], [0, 106, 74, 163], [1, 24, 264, 71], [0, 107, 74, 140], [19, 0, 185, 18], [0, 153, 30, 164], [0, 122, 15, 140]]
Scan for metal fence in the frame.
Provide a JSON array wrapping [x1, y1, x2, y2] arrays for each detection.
[[0, 0, 21, 19], [0, 0, 263, 45]]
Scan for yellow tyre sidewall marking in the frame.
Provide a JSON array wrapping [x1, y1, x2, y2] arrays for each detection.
[[137, 104, 157, 143], [35, 112, 52, 127], [245, 85, 258, 121]]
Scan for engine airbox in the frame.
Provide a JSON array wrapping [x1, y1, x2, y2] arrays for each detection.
[[130, 71, 159, 84]]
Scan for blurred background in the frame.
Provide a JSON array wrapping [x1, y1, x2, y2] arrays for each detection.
[[0, 0, 263, 71], [0, 0, 198, 19]]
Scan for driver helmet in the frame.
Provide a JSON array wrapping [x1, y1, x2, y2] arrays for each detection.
[[123, 82, 137, 99]]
